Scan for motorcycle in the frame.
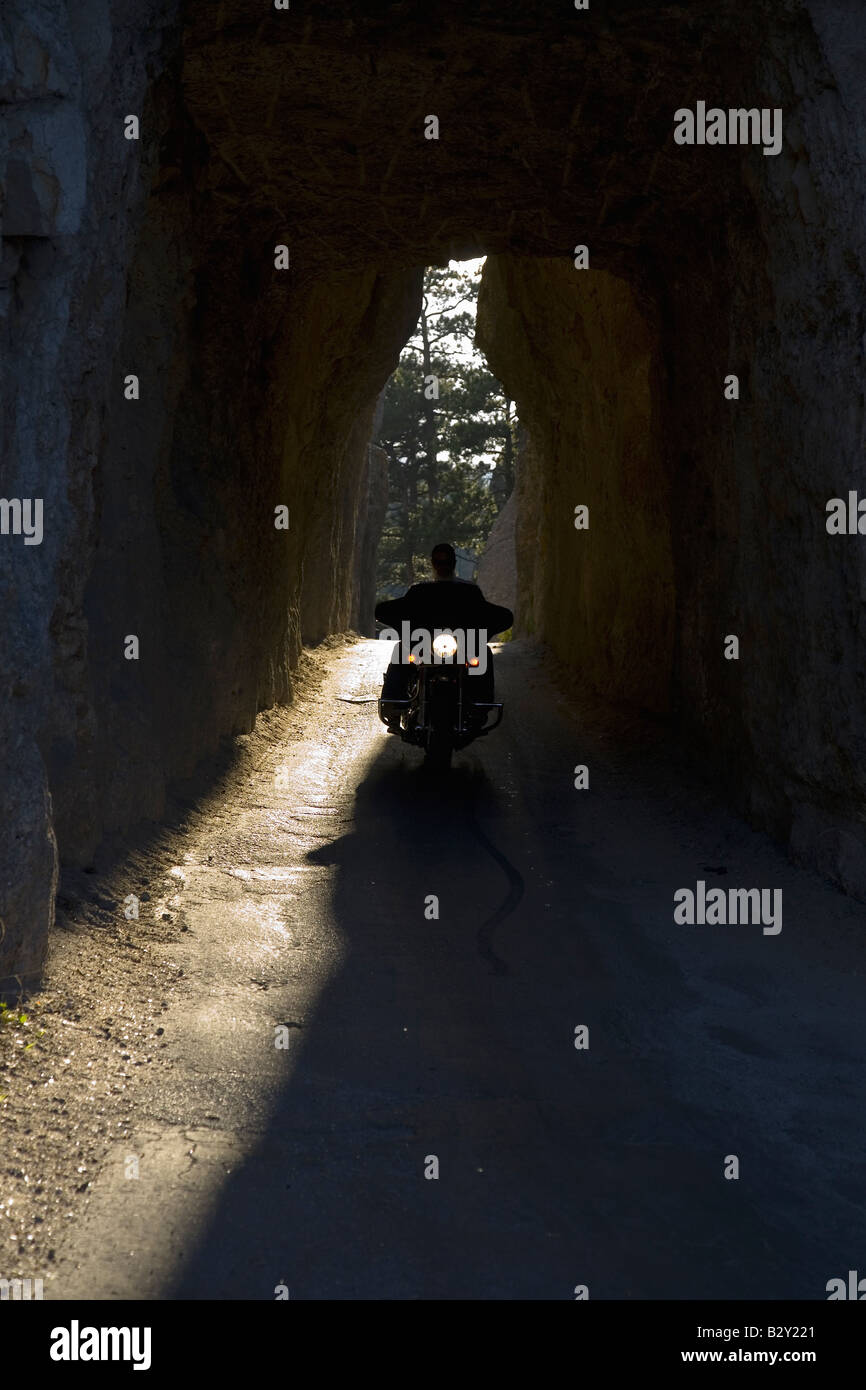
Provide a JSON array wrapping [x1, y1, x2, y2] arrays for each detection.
[[377, 629, 503, 769]]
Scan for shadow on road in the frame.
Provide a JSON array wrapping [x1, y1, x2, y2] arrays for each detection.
[[165, 651, 861, 1299], [167, 742, 564, 1298]]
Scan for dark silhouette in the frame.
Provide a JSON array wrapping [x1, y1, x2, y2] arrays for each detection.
[[375, 543, 513, 723]]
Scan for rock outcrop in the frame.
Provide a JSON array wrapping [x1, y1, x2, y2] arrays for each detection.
[[478, 259, 674, 716], [477, 493, 517, 617], [4, 0, 866, 981]]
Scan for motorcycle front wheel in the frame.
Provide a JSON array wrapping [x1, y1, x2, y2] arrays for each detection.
[[424, 725, 453, 771]]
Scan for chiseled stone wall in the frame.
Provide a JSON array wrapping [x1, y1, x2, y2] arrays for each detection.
[[478, 257, 674, 717], [0, 1, 420, 985], [4, 0, 866, 985]]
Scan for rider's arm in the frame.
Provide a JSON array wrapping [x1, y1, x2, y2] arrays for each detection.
[[483, 602, 514, 637], [375, 585, 419, 627]]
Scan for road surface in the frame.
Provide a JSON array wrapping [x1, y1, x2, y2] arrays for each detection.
[[52, 639, 866, 1299]]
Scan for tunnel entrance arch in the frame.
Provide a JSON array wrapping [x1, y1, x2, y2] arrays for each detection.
[[5, 0, 866, 987]]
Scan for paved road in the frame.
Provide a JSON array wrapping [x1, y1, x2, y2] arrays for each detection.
[[54, 639, 866, 1299]]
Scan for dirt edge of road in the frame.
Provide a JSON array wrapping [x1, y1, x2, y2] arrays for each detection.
[[0, 638, 354, 1289]]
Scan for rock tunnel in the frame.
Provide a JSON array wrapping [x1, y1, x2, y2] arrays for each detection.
[[3, 0, 866, 986]]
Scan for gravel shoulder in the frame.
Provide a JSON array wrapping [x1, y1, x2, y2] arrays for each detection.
[[0, 640, 345, 1292]]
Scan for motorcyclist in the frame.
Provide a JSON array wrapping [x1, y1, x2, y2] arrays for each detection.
[[375, 543, 513, 730]]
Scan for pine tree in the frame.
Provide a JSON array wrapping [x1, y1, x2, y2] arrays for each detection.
[[376, 262, 515, 594]]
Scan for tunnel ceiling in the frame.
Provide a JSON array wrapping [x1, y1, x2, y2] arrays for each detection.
[[181, 0, 778, 274]]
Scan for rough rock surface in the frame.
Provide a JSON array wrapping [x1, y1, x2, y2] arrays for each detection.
[[1, 2, 421, 984], [2, 0, 179, 984], [4, 0, 866, 981], [478, 258, 674, 716], [477, 493, 517, 616], [354, 442, 390, 636]]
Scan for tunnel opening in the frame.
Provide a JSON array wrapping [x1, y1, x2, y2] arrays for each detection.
[[373, 257, 517, 610], [4, 0, 866, 992]]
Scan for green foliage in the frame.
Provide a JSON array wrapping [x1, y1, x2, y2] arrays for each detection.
[[376, 261, 516, 593], [0, 1001, 27, 1026], [0, 999, 46, 1099]]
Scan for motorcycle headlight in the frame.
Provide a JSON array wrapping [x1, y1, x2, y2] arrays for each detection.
[[432, 633, 458, 660]]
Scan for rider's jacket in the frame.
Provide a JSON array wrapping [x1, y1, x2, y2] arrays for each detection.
[[375, 579, 513, 639]]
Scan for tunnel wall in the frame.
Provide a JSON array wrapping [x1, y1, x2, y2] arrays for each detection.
[[1, 0, 181, 985], [668, 1, 866, 893], [477, 1, 866, 896], [0, 1, 420, 985], [5, 0, 866, 987], [477, 257, 675, 717]]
